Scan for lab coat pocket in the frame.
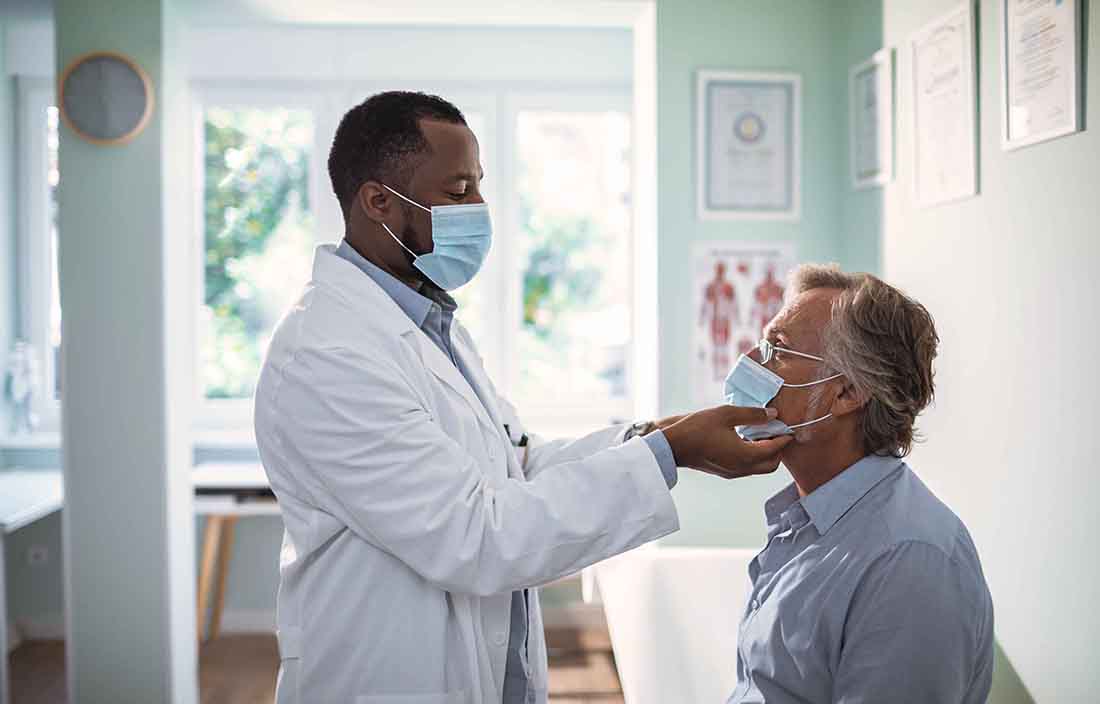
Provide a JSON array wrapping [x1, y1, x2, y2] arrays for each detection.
[[356, 691, 468, 704]]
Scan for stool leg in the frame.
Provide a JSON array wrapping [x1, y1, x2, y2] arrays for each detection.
[[209, 517, 237, 641], [196, 516, 224, 645]]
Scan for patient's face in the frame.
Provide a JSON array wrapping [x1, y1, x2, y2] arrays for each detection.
[[754, 288, 840, 435]]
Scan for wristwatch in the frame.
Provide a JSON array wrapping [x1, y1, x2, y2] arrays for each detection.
[[629, 420, 657, 438]]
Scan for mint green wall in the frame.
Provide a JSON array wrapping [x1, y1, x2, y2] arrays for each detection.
[[657, 0, 863, 549], [839, 0, 885, 274], [0, 18, 14, 436]]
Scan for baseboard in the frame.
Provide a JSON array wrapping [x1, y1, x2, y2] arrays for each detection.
[[13, 612, 64, 642], [6, 623, 22, 653], [216, 609, 276, 634]]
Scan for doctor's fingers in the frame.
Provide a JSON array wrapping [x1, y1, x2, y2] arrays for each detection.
[[700, 435, 790, 479], [697, 454, 782, 479], [704, 404, 778, 428], [734, 434, 793, 464]]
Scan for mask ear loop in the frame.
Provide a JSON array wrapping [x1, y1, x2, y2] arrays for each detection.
[[382, 184, 432, 213], [782, 372, 844, 388], [787, 413, 833, 430], [362, 185, 426, 261]]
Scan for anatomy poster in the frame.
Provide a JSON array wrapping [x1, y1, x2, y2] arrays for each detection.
[[692, 241, 796, 406]]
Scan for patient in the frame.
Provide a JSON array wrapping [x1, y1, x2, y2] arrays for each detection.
[[726, 265, 993, 704]]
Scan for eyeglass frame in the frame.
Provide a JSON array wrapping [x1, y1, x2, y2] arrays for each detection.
[[756, 338, 826, 365]]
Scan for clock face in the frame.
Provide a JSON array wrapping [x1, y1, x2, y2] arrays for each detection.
[[60, 53, 153, 145]]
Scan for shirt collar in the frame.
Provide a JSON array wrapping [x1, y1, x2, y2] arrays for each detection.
[[334, 239, 444, 328], [800, 454, 905, 535], [763, 483, 802, 528]]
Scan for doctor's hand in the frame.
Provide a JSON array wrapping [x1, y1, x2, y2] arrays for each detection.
[[662, 405, 792, 479]]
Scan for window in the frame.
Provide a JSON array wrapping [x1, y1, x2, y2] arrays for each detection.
[[18, 82, 633, 438], [514, 109, 633, 409], [191, 89, 632, 436], [15, 78, 62, 430], [454, 96, 634, 435], [200, 107, 315, 401]]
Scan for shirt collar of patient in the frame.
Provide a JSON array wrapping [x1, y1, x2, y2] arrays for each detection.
[[766, 454, 905, 535]]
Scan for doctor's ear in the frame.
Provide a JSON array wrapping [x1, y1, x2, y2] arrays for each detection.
[[356, 181, 393, 223], [831, 380, 868, 419]]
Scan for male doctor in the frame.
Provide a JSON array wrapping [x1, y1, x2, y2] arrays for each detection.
[[254, 91, 791, 704]]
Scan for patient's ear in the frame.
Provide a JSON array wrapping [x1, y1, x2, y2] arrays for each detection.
[[831, 381, 867, 418]]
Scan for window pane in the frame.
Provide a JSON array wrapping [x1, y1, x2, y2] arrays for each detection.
[[202, 108, 314, 399], [515, 110, 632, 406], [449, 112, 490, 345], [47, 105, 61, 400]]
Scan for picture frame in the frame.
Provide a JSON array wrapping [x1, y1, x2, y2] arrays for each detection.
[[849, 48, 895, 189], [1000, 0, 1083, 151], [910, 2, 979, 208], [696, 70, 801, 221]]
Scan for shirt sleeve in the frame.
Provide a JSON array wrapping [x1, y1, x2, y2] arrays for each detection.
[[833, 540, 993, 704], [642, 430, 678, 489]]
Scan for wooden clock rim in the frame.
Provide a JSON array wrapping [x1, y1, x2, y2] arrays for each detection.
[[57, 50, 155, 146]]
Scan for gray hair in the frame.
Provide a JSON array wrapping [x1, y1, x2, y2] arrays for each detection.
[[790, 263, 939, 457]]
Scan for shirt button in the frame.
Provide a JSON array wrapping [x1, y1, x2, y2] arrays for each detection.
[[493, 631, 507, 647], [751, 598, 760, 611]]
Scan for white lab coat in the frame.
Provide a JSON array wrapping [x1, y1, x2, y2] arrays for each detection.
[[254, 244, 680, 704]]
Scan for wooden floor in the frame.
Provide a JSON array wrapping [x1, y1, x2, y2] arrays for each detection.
[[7, 629, 623, 703]]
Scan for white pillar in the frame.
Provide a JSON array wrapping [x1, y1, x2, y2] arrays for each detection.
[[55, 0, 195, 701]]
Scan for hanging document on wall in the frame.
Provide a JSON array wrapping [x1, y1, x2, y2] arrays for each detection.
[[1001, 0, 1082, 150], [850, 48, 895, 189], [910, 3, 978, 207], [692, 241, 795, 407], [697, 71, 801, 221]]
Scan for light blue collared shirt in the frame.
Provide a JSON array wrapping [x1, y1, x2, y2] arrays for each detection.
[[334, 241, 676, 703], [728, 454, 994, 704]]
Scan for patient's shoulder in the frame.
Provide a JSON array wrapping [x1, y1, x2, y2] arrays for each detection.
[[869, 465, 983, 571]]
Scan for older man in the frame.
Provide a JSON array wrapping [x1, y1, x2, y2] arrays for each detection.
[[725, 264, 994, 704]]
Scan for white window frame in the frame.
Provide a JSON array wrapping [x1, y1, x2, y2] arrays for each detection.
[[501, 89, 635, 434], [15, 77, 61, 433], [190, 80, 635, 438], [190, 83, 327, 435]]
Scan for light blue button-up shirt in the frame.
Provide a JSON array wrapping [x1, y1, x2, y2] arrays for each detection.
[[334, 240, 676, 703], [728, 454, 994, 704]]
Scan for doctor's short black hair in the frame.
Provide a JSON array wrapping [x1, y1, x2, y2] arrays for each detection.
[[327, 91, 467, 221]]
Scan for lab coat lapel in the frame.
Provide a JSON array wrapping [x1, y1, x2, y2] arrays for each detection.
[[410, 329, 498, 438], [451, 333, 524, 480]]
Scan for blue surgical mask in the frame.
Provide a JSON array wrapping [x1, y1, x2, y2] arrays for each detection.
[[724, 342, 843, 441], [381, 184, 492, 291]]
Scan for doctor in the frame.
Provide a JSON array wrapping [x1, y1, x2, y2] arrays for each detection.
[[254, 91, 791, 704]]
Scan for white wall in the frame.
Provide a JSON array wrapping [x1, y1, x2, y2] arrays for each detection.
[[881, 1, 1099, 701]]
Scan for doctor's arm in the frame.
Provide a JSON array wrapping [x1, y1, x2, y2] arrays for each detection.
[[276, 347, 785, 597], [455, 322, 679, 480]]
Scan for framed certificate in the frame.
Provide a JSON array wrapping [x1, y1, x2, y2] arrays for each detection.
[[910, 3, 978, 207], [1001, 0, 1082, 150], [849, 48, 895, 189], [696, 71, 801, 221]]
